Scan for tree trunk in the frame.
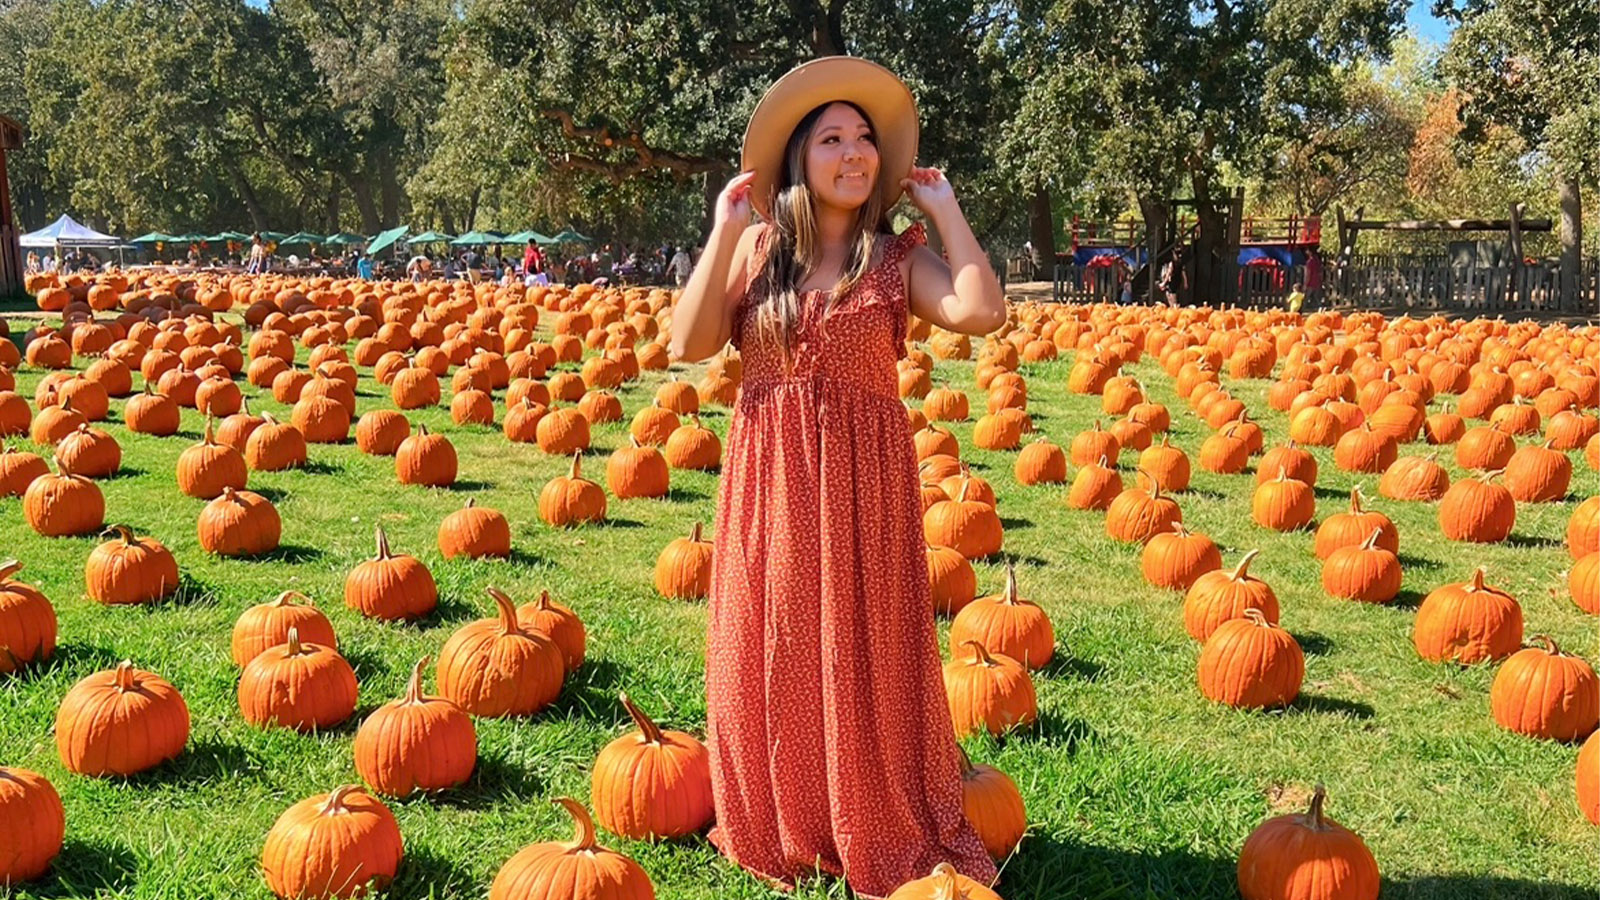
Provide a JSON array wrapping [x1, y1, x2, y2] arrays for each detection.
[[227, 161, 267, 232], [1138, 195, 1169, 305], [378, 146, 401, 229], [326, 171, 342, 235], [437, 199, 456, 237], [344, 170, 381, 234], [1558, 171, 1583, 311], [465, 185, 482, 233], [1189, 169, 1229, 306], [1028, 184, 1055, 281]]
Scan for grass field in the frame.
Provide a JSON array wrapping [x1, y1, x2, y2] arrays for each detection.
[[1, 310, 1596, 900]]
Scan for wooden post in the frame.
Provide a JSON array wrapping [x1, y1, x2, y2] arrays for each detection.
[[1507, 201, 1524, 308], [1223, 186, 1245, 307], [0, 115, 23, 300]]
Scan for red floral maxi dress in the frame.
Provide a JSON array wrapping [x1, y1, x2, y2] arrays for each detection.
[[705, 222, 998, 897]]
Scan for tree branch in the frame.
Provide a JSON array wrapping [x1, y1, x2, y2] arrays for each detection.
[[539, 108, 727, 180]]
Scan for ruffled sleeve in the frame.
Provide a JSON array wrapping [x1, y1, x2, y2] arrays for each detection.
[[882, 222, 926, 354]]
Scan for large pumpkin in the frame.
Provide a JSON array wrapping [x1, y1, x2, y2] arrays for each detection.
[[539, 452, 607, 527], [436, 588, 565, 718], [344, 524, 437, 621], [260, 785, 404, 900], [395, 423, 458, 487], [1437, 473, 1516, 543], [1312, 488, 1397, 560], [1320, 528, 1402, 604], [924, 479, 1004, 559], [231, 591, 339, 667], [177, 417, 248, 498], [0, 767, 64, 883], [1489, 636, 1599, 742], [1236, 784, 1379, 900], [55, 661, 190, 776], [23, 455, 104, 537], [198, 487, 282, 556], [353, 656, 477, 796], [590, 693, 713, 840], [489, 798, 656, 900], [958, 748, 1026, 862], [1251, 468, 1314, 532], [1140, 523, 1222, 591], [1105, 473, 1182, 543]]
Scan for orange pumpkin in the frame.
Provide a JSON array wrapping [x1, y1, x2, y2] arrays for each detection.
[[943, 640, 1038, 736], [949, 560, 1054, 669], [489, 798, 655, 900], [353, 657, 476, 796], [1197, 609, 1304, 709], [590, 693, 713, 840], [1412, 568, 1524, 664], [1236, 784, 1379, 900], [55, 661, 189, 776], [260, 785, 404, 900], [1490, 636, 1599, 742]]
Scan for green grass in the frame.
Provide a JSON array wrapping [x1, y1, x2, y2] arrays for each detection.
[[1, 312, 1596, 900]]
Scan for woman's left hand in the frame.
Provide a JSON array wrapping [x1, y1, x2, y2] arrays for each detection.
[[900, 166, 958, 216]]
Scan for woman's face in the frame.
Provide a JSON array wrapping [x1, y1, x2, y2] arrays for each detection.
[[803, 102, 879, 212]]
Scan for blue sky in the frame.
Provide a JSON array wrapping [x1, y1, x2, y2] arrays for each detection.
[[1405, 2, 1455, 45]]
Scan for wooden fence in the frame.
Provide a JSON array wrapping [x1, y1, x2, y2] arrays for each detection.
[[1049, 254, 1600, 315]]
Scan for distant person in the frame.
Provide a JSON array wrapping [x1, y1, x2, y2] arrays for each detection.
[[25, 251, 40, 274], [1286, 281, 1306, 315], [1159, 247, 1186, 307], [356, 251, 374, 281], [668, 245, 693, 287], [406, 254, 431, 282], [1119, 276, 1133, 306], [247, 234, 267, 274], [462, 248, 481, 283]]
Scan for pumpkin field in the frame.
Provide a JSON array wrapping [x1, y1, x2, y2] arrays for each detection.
[[1, 272, 1597, 900]]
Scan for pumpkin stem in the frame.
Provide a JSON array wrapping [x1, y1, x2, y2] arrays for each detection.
[[373, 524, 393, 560], [1529, 634, 1562, 656], [102, 523, 137, 545], [271, 590, 310, 608], [929, 863, 964, 900], [1348, 486, 1363, 514], [485, 587, 522, 635], [1242, 608, 1269, 627], [113, 660, 137, 691], [964, 640, 998, 666], [203, 416, 217, 445], [417, 422, 429, 437], [240, 395, 251, 416], [1306, 784, 1328, 830], [1231, 549, 1261, 581], [690, 522, 704, 543], [1003, 559, 1020, 604], [619, 692, 665, 745], [956, 744, 975, 776], [569, 451, 582, 480], [321, 784, 362, 815], [285, 626, 305, 656], [0, 559, 22, 581], [956, 478, 970, 504], [1360, 527, 1384, 550], [403, 656, 430, 704], [1466, 567, 1486, 592], [554, 797, 599, 851], [1138, 469, 1161, 499]]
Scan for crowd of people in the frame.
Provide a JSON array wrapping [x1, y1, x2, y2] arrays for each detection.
[[26, 234, 704, 290]]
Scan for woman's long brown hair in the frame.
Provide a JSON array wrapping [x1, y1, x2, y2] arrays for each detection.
[[752, 101, 892, 368]]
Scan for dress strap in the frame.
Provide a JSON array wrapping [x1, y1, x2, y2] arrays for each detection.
[[883, 222, 927, 268]]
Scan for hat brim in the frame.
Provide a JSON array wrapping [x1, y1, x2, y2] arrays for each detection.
[[740, 56, 918, 222]]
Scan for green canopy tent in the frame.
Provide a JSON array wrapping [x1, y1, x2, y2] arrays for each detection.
[[207, 230, 251, 243], [406, 230, 453, 245], [323, 232, 368, 246], [501, 229, 553, 245], [279, 231, 326, 246], [550, 229, 592, 245], [365, 226, 409, 257], [450, 231, 504, 246], [169, 232, 209, 243], [129, 232, 176, 244], [258, 231, 290, 243]]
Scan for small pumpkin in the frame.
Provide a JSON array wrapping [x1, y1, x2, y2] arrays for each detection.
[[198, 486, 282, 556], [353, 657, 477, 796], [239, 626, 358, 731], [1502, 440, 1571, 502], [260, 785, 404, 900], [943, 640, 1038, 736], [1412, 568, 1524, 664], [515, 589, 587, 675], [927, 543, 977, 615], [1438, 472, 1516, 543], [1066, 455, 1124, 510], [1184, 550, 1280, 641], [539, 451, 608, 527], [24, 454, 104, 537], [1489, 636, 1599, 742], [344, 524, 438, 621], [0, 560, 57, 674], [1105, 472, 1182, 543], [84, 525, 180, 605], [1571, 552, 1599, 615], [436, 588, 565, 718], [1321, 528, 1403, 604], [949, 559, 1054, 669], [1255, 441, 1317, 487], [1236, 784, 1379, 900], [1138, 435, 1191, 492], [0, 767, 64, 883], [957, 747, 1026, 862], [606, 437, 670, 499], [1313, 487, 1398, 559], [56, 660, 189, 776], [1578, 732, 1599, 826], [924, 479, 1004, 560], [438, 498, 512, 559], [1378, 453, 1450, 502], [1197, 609, 1304, 709], [1250, 468, 1314, 532], [355, 409, 410, 456], [654, 522, 713, 600], [177, 417, 248, 498], [489, 798, 656, 900], [885, 862, 1002, 900], [590, 693, 714, 840], [232, 590, 339, 667]]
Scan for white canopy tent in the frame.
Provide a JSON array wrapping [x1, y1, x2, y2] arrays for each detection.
[[21, 214, 127, 265]]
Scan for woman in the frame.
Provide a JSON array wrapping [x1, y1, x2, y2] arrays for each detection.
[[670, 57, 1007, 898]]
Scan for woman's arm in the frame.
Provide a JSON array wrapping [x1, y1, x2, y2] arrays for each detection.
[[901, 167, 1008, 337], [669, 171, 762, 363]]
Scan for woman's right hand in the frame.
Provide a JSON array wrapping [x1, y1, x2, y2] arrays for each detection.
[[714, 170, 757, 231]]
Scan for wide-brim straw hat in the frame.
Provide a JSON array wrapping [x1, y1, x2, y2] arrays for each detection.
[[740, 56, 919, 222]]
